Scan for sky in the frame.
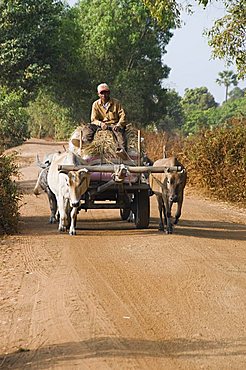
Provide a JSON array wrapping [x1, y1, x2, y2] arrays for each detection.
[[67, 0, 245, 104], [163, 0, 245, 104]]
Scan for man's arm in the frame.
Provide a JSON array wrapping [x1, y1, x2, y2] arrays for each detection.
[[116, 101, 127, 128], [91, 101, 102, 126]]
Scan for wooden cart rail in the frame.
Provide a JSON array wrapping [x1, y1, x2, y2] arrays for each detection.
[[58, 164, 183, 173]]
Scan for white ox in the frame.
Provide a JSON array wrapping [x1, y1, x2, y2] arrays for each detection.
[[47, 151, 90, 235]]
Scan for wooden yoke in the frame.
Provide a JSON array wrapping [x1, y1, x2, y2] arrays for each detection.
[[58, 164, 183, 174]]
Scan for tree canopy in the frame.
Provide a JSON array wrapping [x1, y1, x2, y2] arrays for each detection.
[[142, 1, 246, 79], [206, 0, 246, 79], [181, 87, 218, 111], [0, 0, 65, 95], [216, 70, 238, 102], [76, 0, 172, 124]]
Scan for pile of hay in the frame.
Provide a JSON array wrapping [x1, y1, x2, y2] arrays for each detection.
[[81, 130, 118, 159], [69, 124, 145, 161]]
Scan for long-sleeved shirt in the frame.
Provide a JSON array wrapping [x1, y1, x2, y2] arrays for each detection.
[[91, 98, 127, 128]]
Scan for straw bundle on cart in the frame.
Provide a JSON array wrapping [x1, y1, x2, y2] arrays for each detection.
[[69, 124, 145, 161]]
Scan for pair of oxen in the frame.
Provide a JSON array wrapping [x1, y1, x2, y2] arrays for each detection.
[[34, 151, 187, 235]]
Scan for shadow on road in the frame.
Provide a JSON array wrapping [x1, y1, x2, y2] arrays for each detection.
[[18, 215, 246, 241], [173, 219, 246, 241], [1, 336, 245, 369]]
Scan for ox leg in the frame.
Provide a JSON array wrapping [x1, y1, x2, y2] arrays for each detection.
[[64, 199, 72, 230], [174, 195, 184, 225], [166, 210, 173, 234], [46, 187, 58, 224], [164, 200, 173, 234], [69, 207, 78, 236], [57, 196, 67, 232], [157, 196, 164, 231]]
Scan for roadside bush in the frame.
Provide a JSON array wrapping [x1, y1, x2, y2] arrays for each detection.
[[143, 118, 246, 206], [0, 152, 21, 234], [0, 86, 29, 148], [27, 91, 77, 140], [181, 118, 246, 205]]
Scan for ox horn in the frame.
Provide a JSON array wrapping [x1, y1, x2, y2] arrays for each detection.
[[77, 168, 89, 174], [59, 169, 69, 175], [36, 154, 47, 169]]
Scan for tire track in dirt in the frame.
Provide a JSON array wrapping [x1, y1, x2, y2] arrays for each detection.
[[1, 139, 246, 369]]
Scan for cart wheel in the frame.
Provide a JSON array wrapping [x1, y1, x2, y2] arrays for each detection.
[[120, 208, 131, 221], [134, 190, 150, 229]]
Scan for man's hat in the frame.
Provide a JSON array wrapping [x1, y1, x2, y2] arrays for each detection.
[[97, 83, 110, 93]]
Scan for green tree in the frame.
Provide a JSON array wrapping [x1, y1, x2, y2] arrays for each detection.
[[49, 6, 91, 121], [142, 1, 246, 79], [181, 87, 218, 112], [228, 86, 245, 101], [181, 109, 209, 135], [0, 86, 29, 148], [27, 90, 76, 140], [182, 95, 246, 135], [216, 70, 238, 102], [75, 0, 172, 125], [157, 89, 184, 131], [206, 0, 246, 79], [0, 0, 65, 96]]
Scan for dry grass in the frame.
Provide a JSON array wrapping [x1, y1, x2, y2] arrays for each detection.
[[81, 125, 145, 159], [143, 118, 246, 206]]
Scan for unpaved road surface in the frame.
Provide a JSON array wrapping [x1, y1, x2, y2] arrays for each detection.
[[1, 139, 246, 370]]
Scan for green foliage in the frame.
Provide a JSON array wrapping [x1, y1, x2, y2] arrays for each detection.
[[181, 87, 218, 112], [181, 95, 246, 135], [0, 152, 21, 234], [228, 87, 245, 101], [0, 0, 65, 95], [206, 0, 246, 79], [181, 109, 209, 135], [142, 1, 245, 79], [27, 90, 76, 140], [157, 89, 184, 131], [180, 87, 218, 134], [142, 0, 181, 30], [0, 86, 29, 148], [49, 6, 91, 121], [76, 0, 172, 125], [216, 70, 238, 102]]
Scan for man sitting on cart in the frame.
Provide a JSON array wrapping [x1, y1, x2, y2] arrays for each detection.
[[83, 83, 127, 152]]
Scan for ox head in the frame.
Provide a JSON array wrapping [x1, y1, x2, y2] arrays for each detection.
[[153, 169, 186, 204], [164, 169, 186, 204], [60, 168, 90, 208]]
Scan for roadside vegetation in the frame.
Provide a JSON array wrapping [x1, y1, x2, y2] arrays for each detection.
[[144, 117, 246, 207], [0, 0, 245, 232], [0, 151, 21, 234]]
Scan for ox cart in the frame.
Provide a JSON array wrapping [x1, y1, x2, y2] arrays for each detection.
[[59, 129, 182, 229]]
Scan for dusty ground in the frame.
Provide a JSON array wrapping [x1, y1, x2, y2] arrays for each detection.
[[0, 138, 246, 370]]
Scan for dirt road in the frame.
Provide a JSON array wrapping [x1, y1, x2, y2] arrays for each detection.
[[1, 139, 246, 370]]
